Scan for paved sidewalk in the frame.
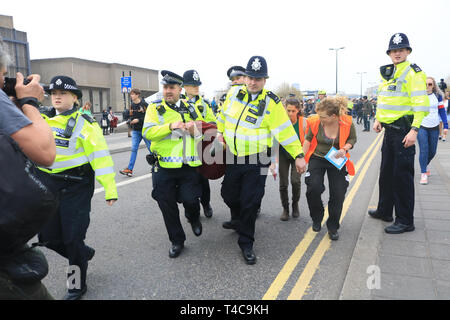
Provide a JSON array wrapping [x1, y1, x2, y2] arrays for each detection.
[[341, 138, 450, 300]]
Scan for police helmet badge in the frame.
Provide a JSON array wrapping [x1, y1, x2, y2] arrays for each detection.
[[251, 58, 262, 71], [193, 71, 200, 81], [392, 33, 403, 45]]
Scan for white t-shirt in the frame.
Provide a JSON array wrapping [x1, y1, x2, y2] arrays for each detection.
[[421, 94, 440, 128]]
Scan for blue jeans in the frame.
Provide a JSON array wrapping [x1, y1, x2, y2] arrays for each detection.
[[417, 126, 439, 173], [127, 130, 151, 170]]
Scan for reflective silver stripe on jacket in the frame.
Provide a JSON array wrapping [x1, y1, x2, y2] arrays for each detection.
[[87, 149, 111, 162], [224, 129, 271, 141], [95, 166, 115, 176], [279, 134, 299, 146], [411, 90, 427, 97], [270, 120, 292, 136], [48, 156, 89, 169], [377, 104, 412, 111]]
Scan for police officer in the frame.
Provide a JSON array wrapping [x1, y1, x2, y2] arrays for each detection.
[[216, 56, 306, 264], [143, 70, 206, 258], [222, 65, 264, 229], [182, 69, 217, 218], [369, 33, 429, 234], [218, 66, 247, 114], [37, 76, 118, 300]]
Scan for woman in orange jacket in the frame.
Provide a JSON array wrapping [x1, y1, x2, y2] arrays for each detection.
[[302, 96, 357, 240], [276, 98, 307, 221]]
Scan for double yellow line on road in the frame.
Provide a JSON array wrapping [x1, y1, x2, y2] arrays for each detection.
[[262, 132, 384, 300]]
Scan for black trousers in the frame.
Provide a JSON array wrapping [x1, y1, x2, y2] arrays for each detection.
[[152, 165, 202, 245], [376, 126, 415, 225], [199, 174, 211, 206], [221, 162, 268, 250], [36, 166, 95, 291], [305, 156, 349, 232]]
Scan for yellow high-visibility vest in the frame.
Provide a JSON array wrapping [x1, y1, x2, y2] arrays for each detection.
[[217, 85, 303, 159], [142, 99, 205, 168], [376, 61, 429, 128], [39, 107, 117, 200]]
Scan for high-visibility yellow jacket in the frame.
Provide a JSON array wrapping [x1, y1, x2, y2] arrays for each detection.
[[142, 99, 205, 168], [184, 95, 217, 124], [347, 101, 354, 110], [39, 107, 118, 200], [217, 85, 303, 159], [376, 61, 429, 128]]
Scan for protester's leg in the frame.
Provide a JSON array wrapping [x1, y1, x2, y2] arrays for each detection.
[[127, 130, 140, 171]]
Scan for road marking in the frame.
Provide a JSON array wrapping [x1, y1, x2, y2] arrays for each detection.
[[286, 132, 384, 300], [262, 132, 384, 300], [94, 173, 152, 195]]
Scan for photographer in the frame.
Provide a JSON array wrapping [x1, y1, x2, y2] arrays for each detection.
[[0, 39, 56, 299]]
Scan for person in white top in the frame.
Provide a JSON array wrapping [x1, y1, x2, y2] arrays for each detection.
[[417, 77, 448, 184]]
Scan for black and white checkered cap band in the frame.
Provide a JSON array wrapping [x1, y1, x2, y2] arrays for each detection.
[[161, 74, 183, 85]]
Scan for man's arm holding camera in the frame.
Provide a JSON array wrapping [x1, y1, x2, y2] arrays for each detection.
[[9, 73, 56, 167]]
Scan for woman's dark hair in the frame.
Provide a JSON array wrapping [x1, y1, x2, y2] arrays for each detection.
[[285, 98, 304, 116]]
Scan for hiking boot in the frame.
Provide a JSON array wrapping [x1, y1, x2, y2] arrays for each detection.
[[120, 168, 133, 177], [292, 202, 300, 218], [280, 208, 289, 221]]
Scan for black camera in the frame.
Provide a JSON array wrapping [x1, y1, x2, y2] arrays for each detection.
[[2, 77, 31, 98]]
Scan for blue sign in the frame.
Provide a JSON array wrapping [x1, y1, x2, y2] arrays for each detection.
[[121, 76, 132, 93]]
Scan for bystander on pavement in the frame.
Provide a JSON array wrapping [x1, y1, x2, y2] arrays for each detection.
[[341, 135, 450, 299]]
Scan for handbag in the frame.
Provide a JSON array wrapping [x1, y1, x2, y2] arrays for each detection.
[[0, 133, 59, 255]]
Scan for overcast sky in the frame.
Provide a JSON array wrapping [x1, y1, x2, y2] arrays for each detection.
[[3, 0, 450, 98]]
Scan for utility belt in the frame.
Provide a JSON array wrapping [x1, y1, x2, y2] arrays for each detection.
[[49, 163, 93, 182], [231, 148, 272, 167], [381, 115, 413, 131]]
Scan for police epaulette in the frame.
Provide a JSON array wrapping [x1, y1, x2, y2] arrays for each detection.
[[81, 113, 95, 123], [267, 91, 280, 103], [180, 94, 187, 99], [410, 64, 422, 73]]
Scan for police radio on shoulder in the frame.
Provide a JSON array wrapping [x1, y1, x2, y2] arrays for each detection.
[[17, 97, 40, 109]]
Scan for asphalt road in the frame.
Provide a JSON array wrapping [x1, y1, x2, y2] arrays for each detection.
[[40, 121, 382, 300]]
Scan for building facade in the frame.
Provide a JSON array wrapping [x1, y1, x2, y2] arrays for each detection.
[[0, 15, 30, 77], [31, 57, 159, 113]]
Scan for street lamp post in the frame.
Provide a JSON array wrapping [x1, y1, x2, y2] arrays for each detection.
[[357, 71, 367, 98], [329, 47, 345, 94]]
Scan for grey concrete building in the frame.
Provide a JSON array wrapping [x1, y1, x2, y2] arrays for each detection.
[[31, 57, 159, 113], [0, 14, 30, 77]]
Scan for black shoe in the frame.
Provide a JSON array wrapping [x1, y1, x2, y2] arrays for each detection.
[[202, 203, 213, 218], [169, 244, 184, 258], [86, 246, 95, 261], [222, 220, 238, 230], [241, 248, 256, 265], [63, 286, 87, 300], [368, 209, 393, 222], [328, 230, 339, 241], [385, 222, 415, 234], [312, 221, 321, 232], [190, 220, 202, 237]]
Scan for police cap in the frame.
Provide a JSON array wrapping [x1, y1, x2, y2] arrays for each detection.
[[227, 66, 246, 80], [386, 33, 412, 55], [161, 70, 183, 86], [45, 76, 82, 99], [183, 70, 202, 86], [245, 56, 269, 78]]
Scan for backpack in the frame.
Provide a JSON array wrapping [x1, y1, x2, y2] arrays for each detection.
[[0, 133, 59, 256]]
